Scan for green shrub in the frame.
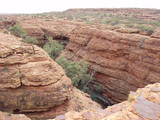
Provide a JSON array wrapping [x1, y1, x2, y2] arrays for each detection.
[[9, 24, 27, 39], [43, 37, 63, 59], [56, 56, 92, 92]]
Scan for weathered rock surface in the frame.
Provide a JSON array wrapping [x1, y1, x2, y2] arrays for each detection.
[[54, 83, 160, 120], [61, 26, 160, 104], [0, 111, 31, 120], [0, 32, 100, 120]]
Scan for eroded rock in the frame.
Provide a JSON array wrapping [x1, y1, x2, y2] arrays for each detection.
[[0, 32, 100, 120]]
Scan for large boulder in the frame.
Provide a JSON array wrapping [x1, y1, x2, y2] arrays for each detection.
[[0, 32, 100, 120], [54, 83, 160, 120]]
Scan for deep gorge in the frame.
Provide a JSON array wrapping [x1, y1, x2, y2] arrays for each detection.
[[0, 10, 160, 119]]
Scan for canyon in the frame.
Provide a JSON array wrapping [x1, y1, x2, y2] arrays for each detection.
[[0, 8, 160, 120], [5, 16, 159, 104]]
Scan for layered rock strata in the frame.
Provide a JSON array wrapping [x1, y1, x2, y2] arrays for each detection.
[[0, 32, 100, 120], [61, 26, 160, 103]]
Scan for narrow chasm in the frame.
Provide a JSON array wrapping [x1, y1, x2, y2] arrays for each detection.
[[41, 31, 112, 108]]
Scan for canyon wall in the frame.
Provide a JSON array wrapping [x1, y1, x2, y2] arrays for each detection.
[[61, 26, 160, 104]]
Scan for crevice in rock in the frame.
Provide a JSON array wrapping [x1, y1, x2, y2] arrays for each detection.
[[41, 29, 70, 48]]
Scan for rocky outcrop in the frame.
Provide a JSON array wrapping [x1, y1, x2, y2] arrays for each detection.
[[54, 83, 160, 120], [0, 111, 31, 120], [61, 26, 160, 104], [0, 32, 100, 120]]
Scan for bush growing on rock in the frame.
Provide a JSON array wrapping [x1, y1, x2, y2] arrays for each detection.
[[43, 37, 63, 60], [9, 24, 27, 39], [56, 56, 92, 92]]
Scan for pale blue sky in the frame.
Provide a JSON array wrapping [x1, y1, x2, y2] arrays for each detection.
[[0, 0, 159, 13]]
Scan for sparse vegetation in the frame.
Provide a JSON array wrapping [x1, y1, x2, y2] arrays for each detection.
[[9, 23, 38, 44], [9, 24, 27, 39], [43, 37, 63, 60], [38, 10, 160, 34]]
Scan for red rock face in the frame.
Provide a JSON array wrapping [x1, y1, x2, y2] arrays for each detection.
[[0, 32, 100, 120], [55, 83, 160, 120], [62, 26, 160, 104]]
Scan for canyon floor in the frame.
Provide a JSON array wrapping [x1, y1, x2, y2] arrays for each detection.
[[0, 8, 160, 120]]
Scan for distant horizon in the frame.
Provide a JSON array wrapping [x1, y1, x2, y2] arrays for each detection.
[[0, 0, 159, 14], [0, 7, 160, 15]]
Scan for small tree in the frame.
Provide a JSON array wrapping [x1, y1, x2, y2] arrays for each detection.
[[56, 56, 92, 92], [43, 37, 63, 60]]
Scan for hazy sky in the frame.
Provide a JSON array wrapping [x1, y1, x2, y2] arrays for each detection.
[[0, 0, 159, 13]]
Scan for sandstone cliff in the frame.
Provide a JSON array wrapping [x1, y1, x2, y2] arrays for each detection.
[[0, 32, 100, 120], [61, 26, 160, 104], [54, 83, 160, 120]]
